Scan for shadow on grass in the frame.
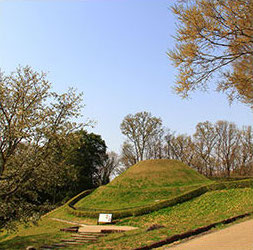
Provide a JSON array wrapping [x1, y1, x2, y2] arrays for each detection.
[[0, 233, 9, 242], [0, 233, 61, 250]]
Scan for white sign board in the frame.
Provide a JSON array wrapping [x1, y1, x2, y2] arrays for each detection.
[[98, 213, 112, 223]]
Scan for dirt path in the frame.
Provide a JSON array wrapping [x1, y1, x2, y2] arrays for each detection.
[[167, 219, 253, 250], [51, 218, 86, 226], [51, 217, 137, 232], [78, 224, 137, 233]]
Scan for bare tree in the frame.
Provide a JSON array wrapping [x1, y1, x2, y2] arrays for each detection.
[[95, 151, 120, 185], [120, 141, 138, 170], [145, 127, 165, 160], [236, 126, 253, 175], [193, 121, 217, 176], [120, 111, 163, 162], [165, 133, 195, 166], [215, 121, 240, 176]]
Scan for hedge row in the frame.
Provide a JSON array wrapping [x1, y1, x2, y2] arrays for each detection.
[[66, 189, 94, 208], [208, 176, 253, 182], [206, 179, 253, 191], [67, 179, 253, 219]]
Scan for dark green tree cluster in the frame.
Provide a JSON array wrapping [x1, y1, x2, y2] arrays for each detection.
[[64, 130, 108, 196]]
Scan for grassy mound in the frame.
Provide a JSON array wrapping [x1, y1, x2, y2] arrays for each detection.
[[75, 159, 212, 210]]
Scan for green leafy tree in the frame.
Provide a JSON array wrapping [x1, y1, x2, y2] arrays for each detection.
[[34, 131, 113, 205], [65, 130, 107, 195], [169, 0, 253, 106], [0, 66, 84, 229]]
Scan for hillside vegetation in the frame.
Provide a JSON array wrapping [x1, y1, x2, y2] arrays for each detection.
[[1, 159, 252, 249], [1, 187, 252, 249], [75, 159, 212, 210], [90, 188, 253, 250]]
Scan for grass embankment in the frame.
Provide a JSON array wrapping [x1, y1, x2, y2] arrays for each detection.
[[0, 159, 252, 249], [1, 188, 252, 249], [85, 188, 253, 249], [76, 159, 212, 210]]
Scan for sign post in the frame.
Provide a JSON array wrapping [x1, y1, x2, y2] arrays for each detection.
[[98, 213, 112, 225]]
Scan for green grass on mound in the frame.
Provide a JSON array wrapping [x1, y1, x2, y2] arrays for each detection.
[[89, 188, 253, 249], [118, 188, 253, 228], [75, 159, 212, 210]]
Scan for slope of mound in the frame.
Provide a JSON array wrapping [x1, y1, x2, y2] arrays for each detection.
[[119, 188, 253, 228], [75, 159, 212, 210]]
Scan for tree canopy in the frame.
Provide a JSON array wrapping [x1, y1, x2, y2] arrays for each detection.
[[0, 66, 84, 229], [168, 0, 253, 106], [65, 130, 108, 194]]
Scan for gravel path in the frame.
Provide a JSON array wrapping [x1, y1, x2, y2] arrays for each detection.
[[167, 219, 253, 250]]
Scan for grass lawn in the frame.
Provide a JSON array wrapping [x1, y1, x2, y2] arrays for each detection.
[[0, 218, 71, 249], [0, 205, 97, 250], [1, 188, 252, 249], [83, 188, 253, 249]]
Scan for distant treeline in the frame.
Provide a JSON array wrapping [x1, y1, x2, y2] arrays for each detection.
[[120, 112, 253, 177]]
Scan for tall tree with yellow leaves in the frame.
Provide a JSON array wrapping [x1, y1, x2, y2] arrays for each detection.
[[169, 0, 253, 106]]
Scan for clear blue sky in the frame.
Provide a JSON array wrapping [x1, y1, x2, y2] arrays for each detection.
[[0, 0, 252, 153]]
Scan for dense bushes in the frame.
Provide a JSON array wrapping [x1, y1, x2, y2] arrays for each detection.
[[66, 179, 253, 219]]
